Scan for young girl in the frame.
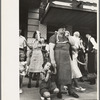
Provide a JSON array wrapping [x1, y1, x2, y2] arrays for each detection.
[[40, 62, 59, 100], [19, 52, 28, 93]]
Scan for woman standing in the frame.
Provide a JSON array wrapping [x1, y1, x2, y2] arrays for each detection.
[[49, 28, 79, 98], [70, 31, 86, 91], [28, 31, 44, 88]]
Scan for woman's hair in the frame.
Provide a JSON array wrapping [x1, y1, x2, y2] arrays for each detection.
[[33, 31, 37, 38]]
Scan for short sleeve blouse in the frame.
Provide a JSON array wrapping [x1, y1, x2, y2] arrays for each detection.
[[49, 34, 56, 44]]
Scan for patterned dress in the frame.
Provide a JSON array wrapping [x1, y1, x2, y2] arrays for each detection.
[[29, 39, 43, 73]]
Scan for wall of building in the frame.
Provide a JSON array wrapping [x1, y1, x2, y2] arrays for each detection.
[[27, 8, 39, 46], [26, 7, 96, 46], [27, 8, 47, 46]]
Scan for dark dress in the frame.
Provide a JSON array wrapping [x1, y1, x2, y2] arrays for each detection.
[[49, 34, 72, 85], [40, 70, 57, 96]]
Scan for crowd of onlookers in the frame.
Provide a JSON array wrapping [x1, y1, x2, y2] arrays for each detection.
[[19, 27, 97, 100]]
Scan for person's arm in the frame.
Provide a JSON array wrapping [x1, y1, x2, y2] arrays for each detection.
[[40, 72, 45, 80], [68, 36, 75, 46], [52, 67, 57, 74], [45, 70, 51, 82], [90, 37, 97, 50], [25, 40, 33, 50], [37, 43, 46, 48], [40, 71, 51, 82], [49, 43, 56, 67]]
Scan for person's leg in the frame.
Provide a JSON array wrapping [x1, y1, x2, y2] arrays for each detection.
[[20, 75, 23, 88], [50, 82, 59, 94], [43, 91, 51, 100], [43, 92, 51, 99], [73, 78, 86, 92], [56, 84, 62, 98], [40, 88, 51, 100], [67, 84, 79, 98], [19, 75, 23, 93], [73, 78, 79, 87], [53, 88, 59, 94], [35, 73, 40, 87], [28, 72, 33, 88]]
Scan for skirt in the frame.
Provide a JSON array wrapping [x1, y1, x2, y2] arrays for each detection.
[[70, 53, 82, 79], [29, 49, 43, 73]]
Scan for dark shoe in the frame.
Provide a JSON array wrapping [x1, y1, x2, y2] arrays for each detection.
[[57, 92, 62, 99], [69, 92, 79, 98], [35, 83, 39, 88], [27, 84, 31, 88]]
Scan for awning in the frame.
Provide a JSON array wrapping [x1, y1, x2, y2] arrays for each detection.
[[40, 3, 97, 30]]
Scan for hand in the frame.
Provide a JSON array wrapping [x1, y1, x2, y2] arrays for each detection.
[[51, 60, 57, 68], [47, 70, 51, 74]]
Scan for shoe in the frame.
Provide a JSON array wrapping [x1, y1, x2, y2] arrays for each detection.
[[75, 87, 86, 92], [40, 97, 45, 100], [47, 97, 51, 100], [64, 86, 68, 90], [19, 89, 23, 94], [27, 84, 31, 88], [57, 92, 62, 99], [69, 92, 79, 98]]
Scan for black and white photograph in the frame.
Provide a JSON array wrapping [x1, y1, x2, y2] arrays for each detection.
[[2, 0, 98, 100], [19, 0, 98, 100]]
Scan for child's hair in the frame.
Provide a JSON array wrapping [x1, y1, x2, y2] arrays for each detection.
[[42, 61, 49, 68], [42, 61, 54, 72]]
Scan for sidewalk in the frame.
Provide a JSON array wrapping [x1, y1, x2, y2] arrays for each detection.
[[20, 77, 97, 100]]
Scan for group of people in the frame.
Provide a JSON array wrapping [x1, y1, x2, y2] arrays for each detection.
[[19, 27, 97, 100]]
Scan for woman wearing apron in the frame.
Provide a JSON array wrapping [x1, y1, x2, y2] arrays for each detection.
[[28, 31, 44, 88], [49, 28, 79, 98]]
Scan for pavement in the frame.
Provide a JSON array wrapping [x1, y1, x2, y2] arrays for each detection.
[[20, 77, 97, 100]]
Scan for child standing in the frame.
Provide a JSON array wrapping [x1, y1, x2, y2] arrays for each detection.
[[19, 52, 28, 93], [40, 62, 59, 100]]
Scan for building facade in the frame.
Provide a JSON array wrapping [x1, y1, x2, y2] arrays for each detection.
[[20, 0, 97, 44]]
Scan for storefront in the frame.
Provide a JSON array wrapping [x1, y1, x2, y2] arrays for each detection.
[[20, 0, 97, 44], [40, 0, 97, 42]]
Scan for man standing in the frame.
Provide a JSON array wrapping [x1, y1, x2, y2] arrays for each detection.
[[86, 34, 97, 84]]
